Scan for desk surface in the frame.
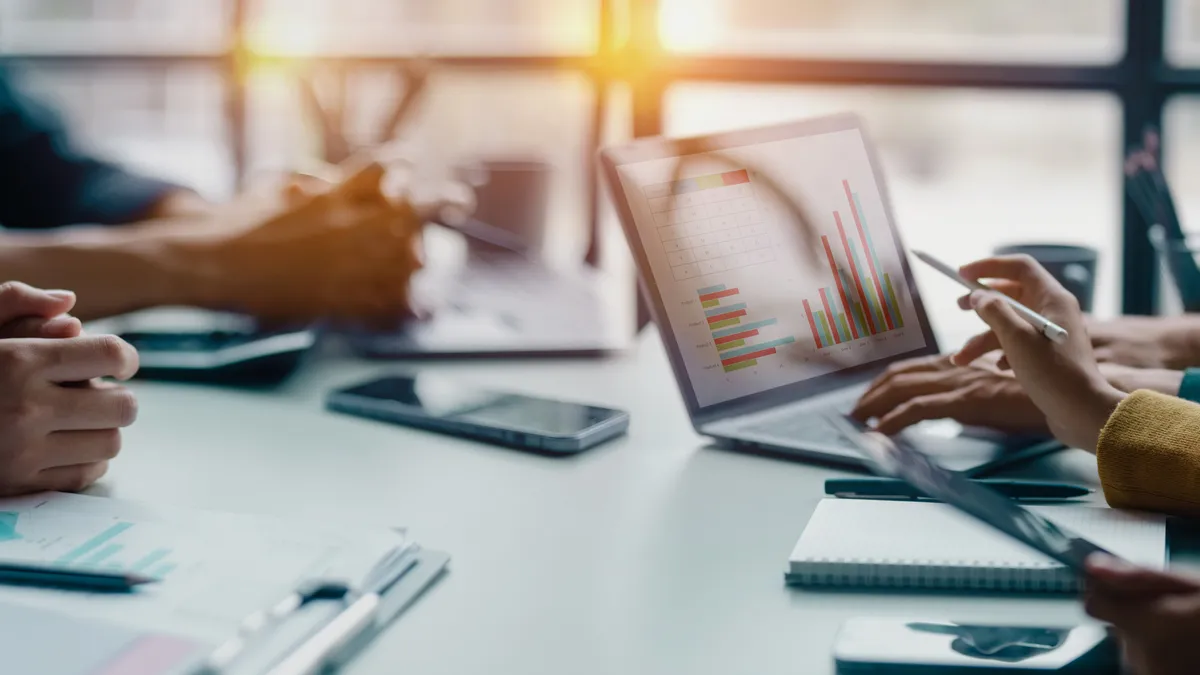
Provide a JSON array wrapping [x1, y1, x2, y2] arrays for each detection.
[[107, 328, 1108, 675]]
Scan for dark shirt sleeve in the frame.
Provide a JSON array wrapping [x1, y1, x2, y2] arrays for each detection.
[[0, 69, 182, 229]]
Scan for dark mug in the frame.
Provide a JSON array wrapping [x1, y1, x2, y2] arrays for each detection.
[[992, 243, 1098, 312], [454, 158, 552, 257]]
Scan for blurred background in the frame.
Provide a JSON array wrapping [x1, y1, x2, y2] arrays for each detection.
[[9, 0, 1200, 327]]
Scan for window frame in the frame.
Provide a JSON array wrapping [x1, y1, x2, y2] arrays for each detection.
[[0, 0, 1183, 315]]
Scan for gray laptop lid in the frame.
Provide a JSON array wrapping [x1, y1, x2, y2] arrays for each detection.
[[600, 113, 940, 427]]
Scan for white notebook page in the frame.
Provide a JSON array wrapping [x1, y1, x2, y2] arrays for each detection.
[[790, 500, 1166, 569]]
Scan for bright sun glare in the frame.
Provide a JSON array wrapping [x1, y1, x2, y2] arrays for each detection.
[[659, 0, 722, 52]]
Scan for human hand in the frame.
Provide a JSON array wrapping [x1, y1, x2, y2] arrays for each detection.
[[206, 163, 426, 325], [1085, 555, 1200, 675], [1088, 315, 1194, 370], [0, 334, 139, 495], [850, 354, 1048, 435], [0, 282, 82, 339], [1099, 363, 1184, 395], [950, 255, 1125, 451]]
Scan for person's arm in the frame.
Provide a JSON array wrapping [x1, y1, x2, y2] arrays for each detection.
[[1096, 390, 1200, 517], [1089, 314, 1200, 369]]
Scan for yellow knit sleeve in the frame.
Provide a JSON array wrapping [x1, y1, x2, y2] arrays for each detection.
[[1096, 389, 1200, 517]]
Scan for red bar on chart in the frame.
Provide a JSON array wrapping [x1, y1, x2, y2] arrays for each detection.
[[802, 300, 823, 348], [843, 180, 894, 330], [706, 309, 747, 324], [822, 235, 859, 339], [698, 288, 740, 303], [835, 212, 876, 335], [818, 286, 840, 344], [714, 329, 760, 345], [721, 348, 777, 366], [722, 169, 750, 186]]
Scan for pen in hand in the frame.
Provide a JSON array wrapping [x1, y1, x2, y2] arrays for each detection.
[[911, 250, 1069, 344]]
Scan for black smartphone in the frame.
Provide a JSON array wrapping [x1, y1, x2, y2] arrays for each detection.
[[326, 375, 629, 454]]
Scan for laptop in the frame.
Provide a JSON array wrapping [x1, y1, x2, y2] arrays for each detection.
[[599, 113, 1060, 474]]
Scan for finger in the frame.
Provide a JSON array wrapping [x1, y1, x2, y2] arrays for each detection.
[[995, 354, 1011, 370], [1093, 347, 1115, 363], [951, 329, 1002, 367], [39, 335, 139, 382], [43, 429, 122, 468], [48, 383, 138, 431], [874, 392, 962, 435], [333, 161, 387, 204], [959, 254, 1055, 287], [0, 315, 82, 340], [34, 462, 108, 493], [862, 355, 951, 394], [852, 372, 960, 421], [969, 290, 1040, 346], [0, 283, 75, 325], [1086, 554, 1200, 596], [956, 280, 1024, 310]]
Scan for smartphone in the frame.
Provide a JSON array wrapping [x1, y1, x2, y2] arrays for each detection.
[[326, 375, 629, 454], [834, 617, 1117, 674]]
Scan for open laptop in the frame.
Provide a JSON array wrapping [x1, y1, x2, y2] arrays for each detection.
[[599, 113, 1060, 474]]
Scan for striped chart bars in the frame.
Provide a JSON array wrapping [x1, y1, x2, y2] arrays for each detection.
[[803, 179, 905, 349], [697, 285, 797, 372]]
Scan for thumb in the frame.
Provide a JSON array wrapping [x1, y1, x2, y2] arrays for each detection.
[[0, 283, 75, 325]]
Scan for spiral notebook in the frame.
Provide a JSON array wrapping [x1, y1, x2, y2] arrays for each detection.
[[786, 499, 1167, 593]]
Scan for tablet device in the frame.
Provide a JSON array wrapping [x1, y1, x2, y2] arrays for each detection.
[[830, 415, 1117, 571]]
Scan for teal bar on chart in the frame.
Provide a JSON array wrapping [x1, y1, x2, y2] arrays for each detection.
[[56, 522, 133, 565], [849, 240, 886, 331], [718, 336, 797, 360], [130, 548, 173, 574], [696, 284, 726, 295], [705, 302, 745, 317], [80, 543, 123, 567], [821, 288, 848, 342], [712, 318, 778, 339], [853, 192, 901, 326], [839, 268, 868, 337]]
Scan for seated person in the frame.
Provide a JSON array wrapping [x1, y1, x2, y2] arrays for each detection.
[[916, 254, 1200, 675], [0, 68, 431, 323], [0, 282, 138, 495]]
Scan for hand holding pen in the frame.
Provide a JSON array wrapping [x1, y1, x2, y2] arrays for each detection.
[[949, 255, 1126, 453]]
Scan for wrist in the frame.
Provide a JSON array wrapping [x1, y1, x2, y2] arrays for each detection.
[[1163, 316, 1200, 369], [1102, 364, 1185, 395], [1082, 380, 1126, 452]]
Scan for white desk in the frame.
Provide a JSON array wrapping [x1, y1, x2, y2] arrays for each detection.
[[106, 329, 1106, 675]]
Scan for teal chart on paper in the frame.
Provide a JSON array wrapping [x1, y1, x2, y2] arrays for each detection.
[[0, 506, 179, 579]]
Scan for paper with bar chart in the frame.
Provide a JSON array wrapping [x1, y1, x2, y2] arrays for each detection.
[[616, 126, 928, 406], [0, 492, 405, 643]]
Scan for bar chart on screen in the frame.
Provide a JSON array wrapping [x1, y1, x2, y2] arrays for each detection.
[[698, 284, 797, 373], [803, 178, 906, 349]]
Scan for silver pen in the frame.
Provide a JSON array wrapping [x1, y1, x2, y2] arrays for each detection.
[[911, 250, 1069, 344], [264, 554, 419, 675]]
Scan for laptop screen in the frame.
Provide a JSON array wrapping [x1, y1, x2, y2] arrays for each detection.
[[608, 116, 935, 410]]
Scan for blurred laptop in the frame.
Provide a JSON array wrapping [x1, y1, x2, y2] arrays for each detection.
[[600, 113, 1060, 474]]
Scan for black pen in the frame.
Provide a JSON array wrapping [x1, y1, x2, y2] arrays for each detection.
[[826, 478, 1092, 501], [0, 560, 156, 592]]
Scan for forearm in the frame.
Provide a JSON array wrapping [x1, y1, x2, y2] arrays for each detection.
[[0, 222, 226, 320], [1156, 315, 1200, 369], [1096, 390, 1200, 517]]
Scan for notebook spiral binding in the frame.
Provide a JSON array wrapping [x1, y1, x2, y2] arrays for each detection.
[[789, 557, 1078, 593]]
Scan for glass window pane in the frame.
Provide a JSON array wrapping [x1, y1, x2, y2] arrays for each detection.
[[1161, 97, 1200, 310], [659, 0, 1123, 63], [1169, 0, 1200, 64], [7, 65, 233, 198], [247, 68, 596, 262], [248, 0, 599, 56], [0, 0, 228, 54], [666, 85, 1121, 338]]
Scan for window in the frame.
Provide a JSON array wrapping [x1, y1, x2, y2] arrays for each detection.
[[0, 1, 1188, 314]]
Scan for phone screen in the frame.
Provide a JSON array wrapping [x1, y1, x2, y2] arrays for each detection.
[[338, 376, 622, 436]]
